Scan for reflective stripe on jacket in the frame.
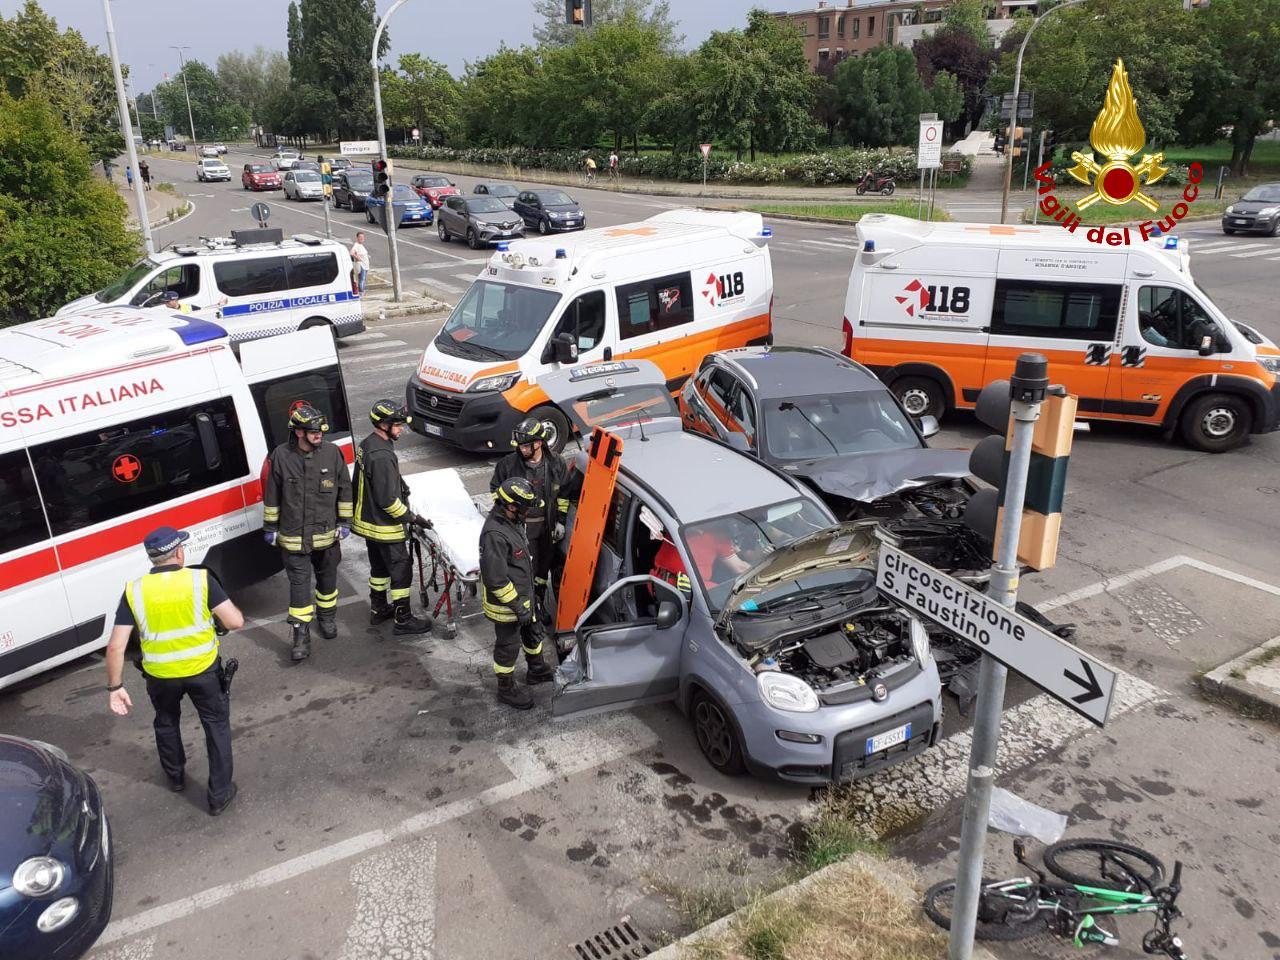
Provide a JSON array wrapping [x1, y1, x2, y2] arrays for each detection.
[[262, 440, 353, 553], [353, 432, 410, 542], [479, 509, 534, 623], [126, 568, 219, 679]]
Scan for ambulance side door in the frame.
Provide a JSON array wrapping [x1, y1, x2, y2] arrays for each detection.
[[613, 271, 697, 391], [544, 289, 613, 369]]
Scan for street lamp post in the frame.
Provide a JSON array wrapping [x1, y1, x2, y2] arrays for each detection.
[[101, 0, 154, 254], [171, 45, 197, 144], [999, 0, 1089, 224], [372, 0, 410, 303]]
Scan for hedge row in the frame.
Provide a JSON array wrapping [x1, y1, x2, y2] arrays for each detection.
[[387, 145, 973, 186], [1037, 152, 1196, 187]]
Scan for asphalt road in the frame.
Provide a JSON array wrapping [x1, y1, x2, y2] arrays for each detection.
[[4, 149, 1278, 960]]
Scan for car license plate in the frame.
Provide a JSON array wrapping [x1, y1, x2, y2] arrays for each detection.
[[1233, 218, 1249, 225], [866, 722, 911, 756], [422, 422, 443, 437]]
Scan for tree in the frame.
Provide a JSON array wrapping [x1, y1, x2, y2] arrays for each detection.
[[286, 0, 388, 139], [531, 0, 682, 51], [0, 93, 139, 326], [0, 0, 121, 162], [217, 47, 290, 125], [930, 70, 965, 127], [153, 61, 251, 140], [380, 54, 461, 145], [835, 45, 927, 147], [914, 24, 996, 138], [459, 46, 548, 147], [941, 0, 994, 47]]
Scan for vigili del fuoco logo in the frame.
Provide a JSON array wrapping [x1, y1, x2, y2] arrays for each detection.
[[1034, 58, 1204, 245]]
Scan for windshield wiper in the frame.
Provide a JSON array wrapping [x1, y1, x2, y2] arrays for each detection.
[[778, 401, 839, 454], [460, 341, 509, 360], [736, 595, 826, 616]]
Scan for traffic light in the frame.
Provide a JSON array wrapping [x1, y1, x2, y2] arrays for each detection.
[[373, 158, 390, 197], [566, 0, 592, 25], [1011, 126, 1029, 158], [964, 357, 1078, 571]]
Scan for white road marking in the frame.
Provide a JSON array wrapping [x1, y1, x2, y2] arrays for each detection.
[[337, 838, 437, 960], [1205, 242, 1272, 256], [795, 239, 860, 250], [345, 358, 423, 376], [416, 259, 489, 271], [452, 272, 479, 282], [1187, 242, 1247, 255], [1231, 246, 1280, 258], [89, 935, 156, 960], [339, 340, 410, 354], [426, 280, 464, 294], [342, 331, 390, 342]]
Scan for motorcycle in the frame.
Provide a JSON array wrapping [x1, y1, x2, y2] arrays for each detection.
[[856, 170, 896, 196]]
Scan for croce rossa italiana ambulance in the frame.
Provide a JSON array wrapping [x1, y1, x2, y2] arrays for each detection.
[[843, 215, 1280, 452], [406, 209, 775, 452], [0, 308, 354, 690]]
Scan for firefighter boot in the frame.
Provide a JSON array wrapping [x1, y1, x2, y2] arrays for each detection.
[[496, 674, 534, 710], [369, 590, 393, 626], [290, 621, 311, 662], [392, 599, 432, 636], [317, 610, 337, 640], [526, 654, 554, 685]]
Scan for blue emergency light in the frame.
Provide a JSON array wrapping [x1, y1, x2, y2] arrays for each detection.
[[556, 248, 567, 259], [863, 240, 876, 252], [1164, 236, 1179, 249], [496, 242, 511, 251], [760, 227, 772, 239]]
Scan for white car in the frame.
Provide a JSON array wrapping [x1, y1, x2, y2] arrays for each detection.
[[197, 157, 231, 182], [273, 151, 300, 171], [283, 169, 324, 201], [199, 145, 220, 158], [211, 143, 228, 155]]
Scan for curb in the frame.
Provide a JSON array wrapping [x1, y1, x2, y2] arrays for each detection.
[[1197, 636, 1280, 724], [361, 294, 450, 323], [147, 199, 194, 230], [702, 208, 946, 226]]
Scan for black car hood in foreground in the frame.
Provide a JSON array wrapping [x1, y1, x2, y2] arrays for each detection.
[[0, 736, 86, 885], [781, 448, 970, 504]]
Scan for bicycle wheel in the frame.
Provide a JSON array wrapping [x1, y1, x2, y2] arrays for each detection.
[[1043, 839, 1165, 891], [922, 878, 1046, 941]]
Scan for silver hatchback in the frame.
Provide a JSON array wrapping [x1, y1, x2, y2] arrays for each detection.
[[283, 170, 324, 201]]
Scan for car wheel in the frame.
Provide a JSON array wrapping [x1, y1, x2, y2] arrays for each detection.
[[467, 228, 481, 250], [892, 376, 946, 419], [1271, 218, 1280, 238], [438, 219, 450, 242], [1180, 392, 1251, 453], [1223, 227, 1236, 235], [691, 691, 746, 776], [530, 405, 571, 454], [366, 208, 374, 224], [538, 218, 550, 235]]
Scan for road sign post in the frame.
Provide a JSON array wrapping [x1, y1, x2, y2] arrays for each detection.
[[250, 201, 271, 228], [700, 143, 712, 193], [917, 113, 940, 220]]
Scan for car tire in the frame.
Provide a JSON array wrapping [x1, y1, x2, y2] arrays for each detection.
[[538, 218, 550, 235], [530, 404, 571, 454], [1179, 392, 1252, 453], [366, 208, 375, 224], [467, 228, 480, 250], [1270, 218, 1280, 238], [438, 219, 450, 242], [1223, 227, 1236, 235], [691, 691, 746, 776], [892, 376, 946, 420]]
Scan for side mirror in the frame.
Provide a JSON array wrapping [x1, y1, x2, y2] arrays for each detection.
[[553, 331, 578, 365], [725, 432, 751, 452], [917, 414, 940, 439], [656, 600, 682, 630], [1198, 335, 1214, 356]]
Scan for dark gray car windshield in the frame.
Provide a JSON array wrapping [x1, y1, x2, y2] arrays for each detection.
[[438, 281, 561, 361], [1242, 185, 1280, 202], [469, 197, 508, 214], [346, 174, 373, 189], [98, 259, 157, 302], [764, 392, 921, 461], [539, 190, 573, 205]]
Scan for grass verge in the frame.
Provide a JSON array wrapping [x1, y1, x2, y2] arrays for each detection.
[[743, 201, 952, 222]]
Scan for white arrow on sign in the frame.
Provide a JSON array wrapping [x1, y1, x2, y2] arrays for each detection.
[[876, 543, 1116, 726]]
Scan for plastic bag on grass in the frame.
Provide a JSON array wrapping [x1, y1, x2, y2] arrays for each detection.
[[988, 787, 1067, 844]]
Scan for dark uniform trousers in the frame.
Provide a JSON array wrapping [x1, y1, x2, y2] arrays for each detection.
[[493, 619, 543, 672], [284, 545, 342, 625], [367, 541, 412, 601], [145, 661, 233, 806]]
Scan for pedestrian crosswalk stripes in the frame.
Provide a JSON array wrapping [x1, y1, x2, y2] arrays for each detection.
[[1231, 247, 1280, 259]]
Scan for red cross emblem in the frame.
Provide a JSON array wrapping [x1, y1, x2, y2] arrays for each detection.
[[113, 454, 142, 483]]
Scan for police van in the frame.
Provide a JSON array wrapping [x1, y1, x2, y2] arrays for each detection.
[[57, 234, 363, 345], [843, 214, 1280, 452], [406, 208, 774, 453], [0, 308, 354, 691]]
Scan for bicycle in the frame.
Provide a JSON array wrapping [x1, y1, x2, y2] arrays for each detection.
[[923, 838, 1190, 958]]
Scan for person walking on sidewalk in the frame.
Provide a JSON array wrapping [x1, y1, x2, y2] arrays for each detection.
[[105, 526, 244, 816], [262, 403, 354, 662], [350, 231, 370, 295], [140, 159, 152, 190], [126, 166, 134, 188], [353, 400, 433, 636]]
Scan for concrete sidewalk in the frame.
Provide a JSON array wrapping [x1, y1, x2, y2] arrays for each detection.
[[109, 176, 189, 230]]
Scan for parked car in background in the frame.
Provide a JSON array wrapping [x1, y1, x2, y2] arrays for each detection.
[[210, 143, 228, 155], [242, 162, 281, 191], [272, 149, 300, 171], [327, 157, 354, 173], [513, 188, 585, 234], [332, 169, 374, 211], [0, 734, 113, 960], [1222, 183, 1280, 236], [437, 195, 525, 249], [365, 182, 432, 228], [168, 140, 188, 151], [197, 157, 232, 182], [283, 169, 325, 201], [409, 173, 460, 208], [293, 161, 320, 174], [199, 145, 220, 158], [473, 182, 519, 208]]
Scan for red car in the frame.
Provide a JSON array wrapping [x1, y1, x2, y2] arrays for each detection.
[[242, 162, 282, 191], [410, 173, 460, 208]]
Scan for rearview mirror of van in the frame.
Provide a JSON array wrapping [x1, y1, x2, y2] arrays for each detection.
[[550, 331, 578, 365], [1198, 335, 1215, 356]]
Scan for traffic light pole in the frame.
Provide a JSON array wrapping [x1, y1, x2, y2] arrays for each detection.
[[947, 354, 1048, 960], [1032, 130, 1047, 224], [372, 0, 409, 303]]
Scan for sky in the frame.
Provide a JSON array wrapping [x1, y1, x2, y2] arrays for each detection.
[[2, 0, 766, 94]]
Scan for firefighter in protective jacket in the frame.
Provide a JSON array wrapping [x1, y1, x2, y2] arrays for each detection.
[[353, 400, 432, 635], [480, 477, 554, 710], [262, 403, 353, 662]]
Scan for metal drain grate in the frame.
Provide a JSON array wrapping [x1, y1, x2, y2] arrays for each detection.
[[572, 916, 652, 960]]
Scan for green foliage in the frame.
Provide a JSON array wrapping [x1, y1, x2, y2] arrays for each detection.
[[942, 0, 995, 47], [459, 46, 548, 148], [931, 71, 965, 124], [216, 47, 290, 126], [0, 0, 122, 162], [531, 0, 682, 51], [0, 94, 139, 326], [913, 24, 997, 137], [153, 60, 252, 140], [835, 45, 927, 147], [381, 54, 462, 145]]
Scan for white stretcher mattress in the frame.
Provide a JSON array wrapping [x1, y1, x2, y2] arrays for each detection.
[[403, 468, 485, 576]]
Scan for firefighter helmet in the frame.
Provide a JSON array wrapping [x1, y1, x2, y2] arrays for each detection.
[[495, 476, 542, 519], [288, 402, 329, 433], [511, 418, 547, 447], [370, 399, 411, 428]]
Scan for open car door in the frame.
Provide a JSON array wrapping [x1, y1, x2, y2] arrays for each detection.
[[552, 575, 689, 718]]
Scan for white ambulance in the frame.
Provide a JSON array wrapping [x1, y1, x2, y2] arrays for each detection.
[[405, 208, 775, 452], [56, 234, 363, 345], [843, 215, 1280, 452], [0, 308, 354, 691]]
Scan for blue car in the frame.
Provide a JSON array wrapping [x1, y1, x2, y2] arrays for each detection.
[[0, 735, 112, 960], [365, 183, 433, 229]]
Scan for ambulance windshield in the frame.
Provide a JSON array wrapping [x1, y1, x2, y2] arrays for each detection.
[[438, 280, 561, 361]]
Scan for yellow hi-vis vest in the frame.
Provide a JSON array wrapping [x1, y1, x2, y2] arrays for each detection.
[[126, 568, 218, 679]]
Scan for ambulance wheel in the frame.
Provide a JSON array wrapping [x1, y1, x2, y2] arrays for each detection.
[[893, 376, 945, 419], [531, 405, 570, 454], [1180, 393, 1251, 453]]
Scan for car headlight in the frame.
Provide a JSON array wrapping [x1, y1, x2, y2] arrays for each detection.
[[1259, 206, 1280, 216], [1259, 355, 1280, 375], [13, 857, 65, 897], [909, 616, 931, 669], [757, 671, 819, 713], [467, 372, 520, 393]]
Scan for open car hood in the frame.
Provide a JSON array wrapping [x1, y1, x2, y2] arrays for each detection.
[[783, 448, 971, 504], [540, 359, 684, 440]]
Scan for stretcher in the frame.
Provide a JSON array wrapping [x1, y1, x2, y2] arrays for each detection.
[[403, 468, 486, 638]]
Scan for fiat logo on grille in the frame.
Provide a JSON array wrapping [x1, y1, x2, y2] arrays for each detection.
[[429, 395, 439, 408], [872, 682, 888, 702]]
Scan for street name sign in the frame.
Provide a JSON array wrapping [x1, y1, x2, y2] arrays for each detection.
[[876, 543, 1116, 726], [917, 120, 943, 169], [341, 140, 381, 156]]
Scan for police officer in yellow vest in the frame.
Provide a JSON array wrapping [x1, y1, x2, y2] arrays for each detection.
[[105, 526, 245, 816]]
